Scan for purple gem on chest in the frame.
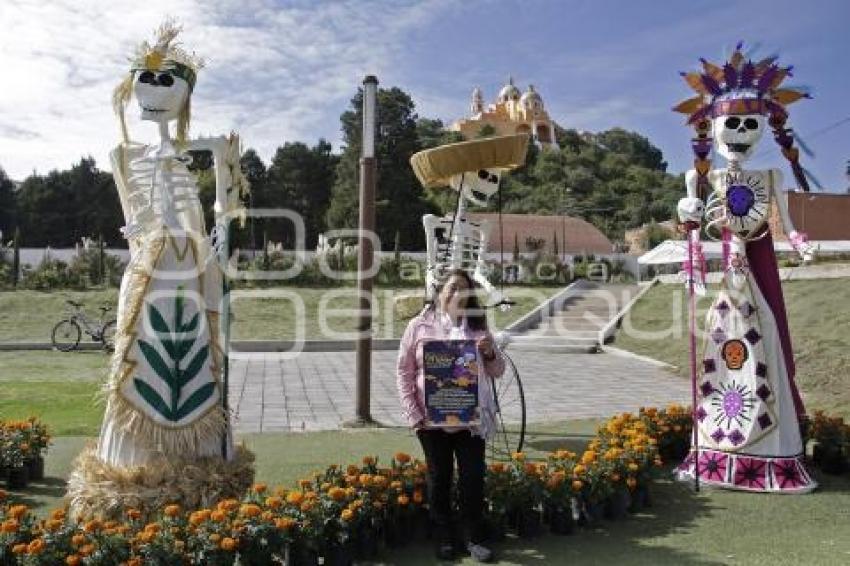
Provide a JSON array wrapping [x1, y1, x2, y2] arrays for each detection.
[[726, 184, 755, 217]]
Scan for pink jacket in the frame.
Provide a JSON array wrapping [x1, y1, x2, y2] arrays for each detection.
[[396, 308, 505, 431]]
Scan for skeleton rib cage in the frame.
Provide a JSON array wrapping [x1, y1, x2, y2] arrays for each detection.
[[123, 150, 205, 233]]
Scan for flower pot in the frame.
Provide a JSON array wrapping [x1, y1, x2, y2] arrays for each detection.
[[548, 505, 575, 535], [628, 484, 651, 513], [515, 508, 542, 538], [579, 499, 605, 527], [817, 446, 848, 475], [26, 455, 45, 481], [285, 541, 319, 566], [604, 490, 631, 521], [7, 466, 29, 489], [385, 513, 413, 548], [322, 541, 353, 566], [486, 512, 508, 542], [354, 523, 379, 560]]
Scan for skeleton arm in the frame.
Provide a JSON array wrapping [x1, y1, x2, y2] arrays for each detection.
[[770, 168, 815, 262], [110, 145, 143, 255]]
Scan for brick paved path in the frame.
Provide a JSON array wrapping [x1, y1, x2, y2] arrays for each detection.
[[229, 350, 689, 433]]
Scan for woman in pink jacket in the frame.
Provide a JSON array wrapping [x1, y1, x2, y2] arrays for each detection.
[[396, 269, 505, 562]]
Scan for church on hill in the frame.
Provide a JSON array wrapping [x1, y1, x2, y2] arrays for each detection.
[[450, 78, 558, 147]]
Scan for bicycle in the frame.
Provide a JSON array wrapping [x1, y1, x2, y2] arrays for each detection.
[[51, 300, 117, 352], [484, 299, 527, 462]]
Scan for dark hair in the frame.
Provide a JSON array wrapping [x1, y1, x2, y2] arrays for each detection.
[[427, 269, 488, 332]]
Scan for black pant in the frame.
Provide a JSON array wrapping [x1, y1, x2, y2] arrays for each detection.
[[417, 428, 487, 544]]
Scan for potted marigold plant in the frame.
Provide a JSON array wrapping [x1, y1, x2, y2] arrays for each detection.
[[505, 453, 545, 538], [22, 418, 50, 482], [484, 462, 512, 541], [542, 449, 577, 535]]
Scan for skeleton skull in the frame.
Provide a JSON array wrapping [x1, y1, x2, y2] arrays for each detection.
[[713, 113, 765, 162], [456, 168, 501, 206], [133, 70, 189, 123]]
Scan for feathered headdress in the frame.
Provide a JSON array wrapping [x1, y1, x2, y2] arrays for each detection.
[[674, 42, 813, 194], [673, 42, 809, 124], [129, 19, 204, 91], [113, 19, 204, 145]]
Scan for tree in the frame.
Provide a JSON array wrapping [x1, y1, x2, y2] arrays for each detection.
[[0, 167, 15, 237], [327, 86, 437, 250], [266, 140, 337, 248]]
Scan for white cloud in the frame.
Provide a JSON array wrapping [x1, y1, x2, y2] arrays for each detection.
[[0, 0, 452, 179]]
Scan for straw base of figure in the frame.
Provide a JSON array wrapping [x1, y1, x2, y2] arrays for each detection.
[[66, 442, 255, 520], [675, 449, 815, 493]]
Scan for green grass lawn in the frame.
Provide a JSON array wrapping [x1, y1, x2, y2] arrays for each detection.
[[5, 421, 850, 565], [613, 278, 850, 418], [0, 286, 560, 342]]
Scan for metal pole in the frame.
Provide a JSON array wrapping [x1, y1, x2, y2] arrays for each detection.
[[354, 75, 378, 425]]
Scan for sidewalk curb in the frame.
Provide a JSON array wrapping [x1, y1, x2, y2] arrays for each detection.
[[600, 345, 678, 370]]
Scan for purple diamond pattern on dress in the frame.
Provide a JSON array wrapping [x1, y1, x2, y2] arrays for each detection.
[[744, 328, 761, 345], [711, 328, 727, 344], [716, 300, 730, 314], [755, 362, 767, 378], [756, 384, 771, 401], [739, 301, 755, 317], [711, 429, 726, 443], [700, 381, 715, 396], [758, 413, 773, 429], [696, 406, 708, 421], [728, 429, 745, 446], [703, 359, 716, 373]]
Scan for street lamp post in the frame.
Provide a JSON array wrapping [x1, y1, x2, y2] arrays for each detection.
[[354, 75, 378, 425]]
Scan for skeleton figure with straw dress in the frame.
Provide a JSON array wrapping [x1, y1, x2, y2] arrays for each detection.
[[673, 43, 817, 493], [67, 21, 253, 518]]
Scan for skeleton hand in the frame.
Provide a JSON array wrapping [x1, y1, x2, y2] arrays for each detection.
[[207, 224, 227, 266], [789, 231, 815, 263], [120, 222, 144, 241], [677, 197, 704, 230]]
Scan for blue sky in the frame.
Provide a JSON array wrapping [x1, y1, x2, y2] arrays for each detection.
[[2, 0, 848, 191]]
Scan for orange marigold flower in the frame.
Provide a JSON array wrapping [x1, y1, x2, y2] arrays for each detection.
[[362, 456, 376, 466], [11, 544, 27, 555], [286, 492, 304, 506], [50, 508, 66, 521], [0, 489, 6, 501], [298, 479, 312, 490], [83, 519, 102, 533], [163, 504, 181, 517], [210, 510, 227, 522], [573, 464, 586, 476], [27, 538, 45, 554], [220, 537, 238, 551], [252, 483, 268, 494], [394, 452, 411, 464], [328, 487, 347, 502], [397, 495, 410, 506], [127, 558, 143, 566], [9, 505, 28, 519], [79, 544, 95, 557], [66, 555, 82, 566], [126, 509, 142, 521], [628, 462, 640, 472], [265, 496, 283, 509], [571, 480, 583, 491], [413, 490, 424, 504], [71, 534, 87, 546], [301, 501, 315, 512], [209, 533, 222, 543], [626, 477, 638, 490], [275, 517, 297, 530], [511, 452, 525, 462], [240, 504, 262, 518]]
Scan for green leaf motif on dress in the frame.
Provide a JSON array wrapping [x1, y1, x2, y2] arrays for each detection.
[[134, 290, 215, 422]]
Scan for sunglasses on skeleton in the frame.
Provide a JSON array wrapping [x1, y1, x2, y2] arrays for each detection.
[[137, 70, 176, 87]]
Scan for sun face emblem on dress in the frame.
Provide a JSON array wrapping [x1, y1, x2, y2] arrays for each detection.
[[722, 339, 748, 370], [726, 184, 755, 217]]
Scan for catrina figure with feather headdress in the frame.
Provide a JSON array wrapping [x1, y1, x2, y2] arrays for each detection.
[[673, 43, 816, 493], [66, 20, 253, 519]]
